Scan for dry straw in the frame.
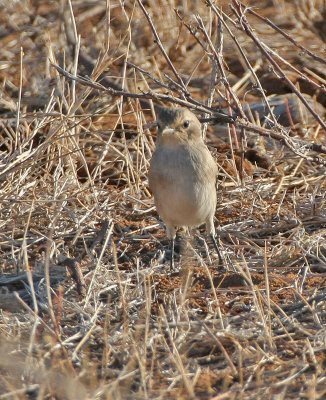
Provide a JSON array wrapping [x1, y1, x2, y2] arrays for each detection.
[[0, 0, 325, 399]]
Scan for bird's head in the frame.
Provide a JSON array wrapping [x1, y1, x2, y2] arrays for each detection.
[[156, 108, 203, 146]]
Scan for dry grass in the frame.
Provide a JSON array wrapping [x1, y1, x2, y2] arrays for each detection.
[[0, 0, 326, 399]]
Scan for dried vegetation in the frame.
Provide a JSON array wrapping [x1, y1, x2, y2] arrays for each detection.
[[0, 0, 326, 399]]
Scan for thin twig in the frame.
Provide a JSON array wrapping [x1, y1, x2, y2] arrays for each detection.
[[231, 0, 326, 131], [136, 0, 188, 95], [241, 2, 326, 66], [50, 62, 233, 122]]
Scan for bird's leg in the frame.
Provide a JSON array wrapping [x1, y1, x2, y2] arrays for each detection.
[[211, 234, 223, 267], [170, 237, 175, 270], [195, 233, 212, 264], [207, 219, 224, 268], [166, 225, 176, 271]]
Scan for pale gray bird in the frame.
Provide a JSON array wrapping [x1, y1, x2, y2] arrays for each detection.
[[148, 107, 222, 269]]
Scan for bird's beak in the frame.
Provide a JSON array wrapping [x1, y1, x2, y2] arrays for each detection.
[[161, 127, 175, 136]]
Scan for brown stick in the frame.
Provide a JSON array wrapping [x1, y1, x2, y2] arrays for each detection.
[[51, 62, 326, 165], [50, 62, 234, 123], [240, 2, 326, 66], [231, 0, 326, 131], [136, 0, 188, 96]]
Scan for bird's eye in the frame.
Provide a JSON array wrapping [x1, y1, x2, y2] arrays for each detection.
[[183, 120, 190, 128]]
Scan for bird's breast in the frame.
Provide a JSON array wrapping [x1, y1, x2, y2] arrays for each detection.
[[149, 144, 217, 227]]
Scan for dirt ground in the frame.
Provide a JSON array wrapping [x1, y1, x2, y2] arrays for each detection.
[[0, 0, 325, 399]]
